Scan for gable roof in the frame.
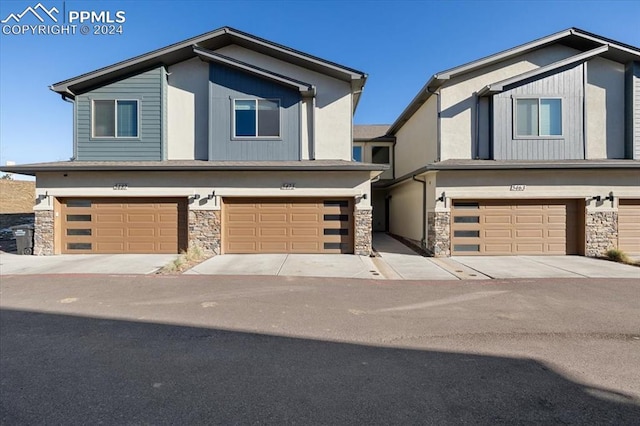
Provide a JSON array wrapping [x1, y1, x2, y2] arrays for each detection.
[[389, 27, 640, 135], [353, 125, 394, 141], [51, 26, 366, 105]]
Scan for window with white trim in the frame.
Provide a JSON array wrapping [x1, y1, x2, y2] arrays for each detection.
[[515, 98, 562, 137], [234, 99, 280, 138], [93, 100, 139, 138]]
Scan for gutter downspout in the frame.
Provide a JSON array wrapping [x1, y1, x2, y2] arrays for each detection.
[[412, 174, 427, 249], [61, 93, 76, 161], [311, 96, 317, 160], [427, 87, 441, 161]]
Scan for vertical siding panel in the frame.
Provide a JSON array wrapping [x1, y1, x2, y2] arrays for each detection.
[[492, 64, 584, 160], [209, 63, 300, 161]]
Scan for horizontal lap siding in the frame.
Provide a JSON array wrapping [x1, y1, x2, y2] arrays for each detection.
[[493, 63, 584, 160], [75, 67, 164, 161]]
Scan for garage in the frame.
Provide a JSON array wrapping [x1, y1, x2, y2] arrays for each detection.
[[59, 198, 187, 254], [223, 198, 353, 254], [618, 199, 640, 256], [450, 200, 580, 255]]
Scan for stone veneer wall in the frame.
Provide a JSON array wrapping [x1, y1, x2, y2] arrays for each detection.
[[585, 211, 618, 257], [189, 210, 221, 255], [354, 208, 372, 256], [34, 210, 54, 255], [427, 211, 450, 257]]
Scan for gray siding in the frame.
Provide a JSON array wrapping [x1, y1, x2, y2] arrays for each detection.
[[75, 67, 163, 161], [209, 62, 300, 161], [626, 61, 640, 159], [161, 66, 168, 160], [492, 63, 584, 160]]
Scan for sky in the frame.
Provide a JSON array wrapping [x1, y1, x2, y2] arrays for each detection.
[[1, 0, 639, 170]]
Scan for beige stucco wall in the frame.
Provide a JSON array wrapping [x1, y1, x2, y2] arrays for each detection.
[[586, 57, 626, 159], [433, 169, 640, 212], [216, 45, 353, 161], [387, 179, 425, 242], [394, 96, 437, 177], [34, 170, 373, 212], [166, 58, 210, 160], [438, 44, 582, 160]]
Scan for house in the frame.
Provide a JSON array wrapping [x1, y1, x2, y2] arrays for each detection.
[[4, 27, 386, 256], [377, 28, 640, 257]]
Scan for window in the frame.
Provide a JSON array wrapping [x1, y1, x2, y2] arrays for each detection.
[[515, 98, 562, 137], [93, 100, 139, 138], [372, 146, 390, 164], [352, 146, 363, 162], [234, 99, 280, 137]]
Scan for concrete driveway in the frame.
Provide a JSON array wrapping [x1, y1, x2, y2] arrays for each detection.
[[0, 252, 177, 275], [185, 253, 382, 279], [372, 233, 639, 280]]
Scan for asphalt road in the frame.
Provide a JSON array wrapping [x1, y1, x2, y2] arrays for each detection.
[[1, 274, 639, 424]]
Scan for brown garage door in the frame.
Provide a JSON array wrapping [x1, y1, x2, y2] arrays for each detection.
[[451, 200, 579, 255], [618, 199, 640, 256], [223, 198, 353, 254], [59, 198, 187, 254]]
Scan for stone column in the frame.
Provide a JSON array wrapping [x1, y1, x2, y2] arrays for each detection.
[[188, 210, 221, 255], [585, 210, 618, 257], [34, 210, 54, 255], [354, 208, 372, 256], [427, 211, 450, 257]]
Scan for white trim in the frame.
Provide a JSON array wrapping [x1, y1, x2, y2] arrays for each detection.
[[91, 99, 140, 139], [231, 98, 282, 139]]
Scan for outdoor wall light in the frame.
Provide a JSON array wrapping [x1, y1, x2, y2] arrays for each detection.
[[604, 192, 614, 202], [190, 194, 201, 201], [592, 195, 601, 202], [207, 191, 215, 200], [437, 192, 446, 202]]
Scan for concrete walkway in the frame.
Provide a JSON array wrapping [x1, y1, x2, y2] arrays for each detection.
[[0, 252, 177, 275], [372, 233, 462, 280], [185, 253, 383, 279]]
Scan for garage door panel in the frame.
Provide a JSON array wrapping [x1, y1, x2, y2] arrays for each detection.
[[291, 228, 320, 237], [96, 229, 125, 237], [452, 199, 578, 255], [515, 229, 544, 238], [223, 198, 353, 254], [61, 197, 185, 254], [619, 199, 640, 255], [260, 228, 288, 237]]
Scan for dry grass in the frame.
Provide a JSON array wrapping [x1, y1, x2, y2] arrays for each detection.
[[159, 246, 210, 274], [0, 180, 35, 213]]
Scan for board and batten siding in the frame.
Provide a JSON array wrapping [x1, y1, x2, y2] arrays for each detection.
[[75, 67, 164, 161], [626, 61, 640, 159], [209, 62, 300, 161], [492, 63, 584, 160]]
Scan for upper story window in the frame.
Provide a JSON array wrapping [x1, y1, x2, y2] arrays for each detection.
[[372, 146, 390, 164], [234, 99, 280, 138], [93, 100, 138, 138], [352, 145, 363, 162], [515, 98, 562, 137]]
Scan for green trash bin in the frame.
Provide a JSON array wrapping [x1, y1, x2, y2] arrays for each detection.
[[10, 224, 34, 255]]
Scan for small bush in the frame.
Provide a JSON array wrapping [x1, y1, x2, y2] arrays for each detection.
[[159, 245, 209, 274], [605, 249, 629, 264]]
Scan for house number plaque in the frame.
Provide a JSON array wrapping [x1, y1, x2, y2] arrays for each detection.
[[281, 183, 295, 190], [113, 183, 128, 190], [510, 184, 526, 191]]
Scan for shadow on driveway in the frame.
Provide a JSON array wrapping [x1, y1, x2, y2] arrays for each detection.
[[2, 308, 638, 424]]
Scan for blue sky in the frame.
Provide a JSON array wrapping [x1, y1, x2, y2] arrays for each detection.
[[1, 0, 639, 168]]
